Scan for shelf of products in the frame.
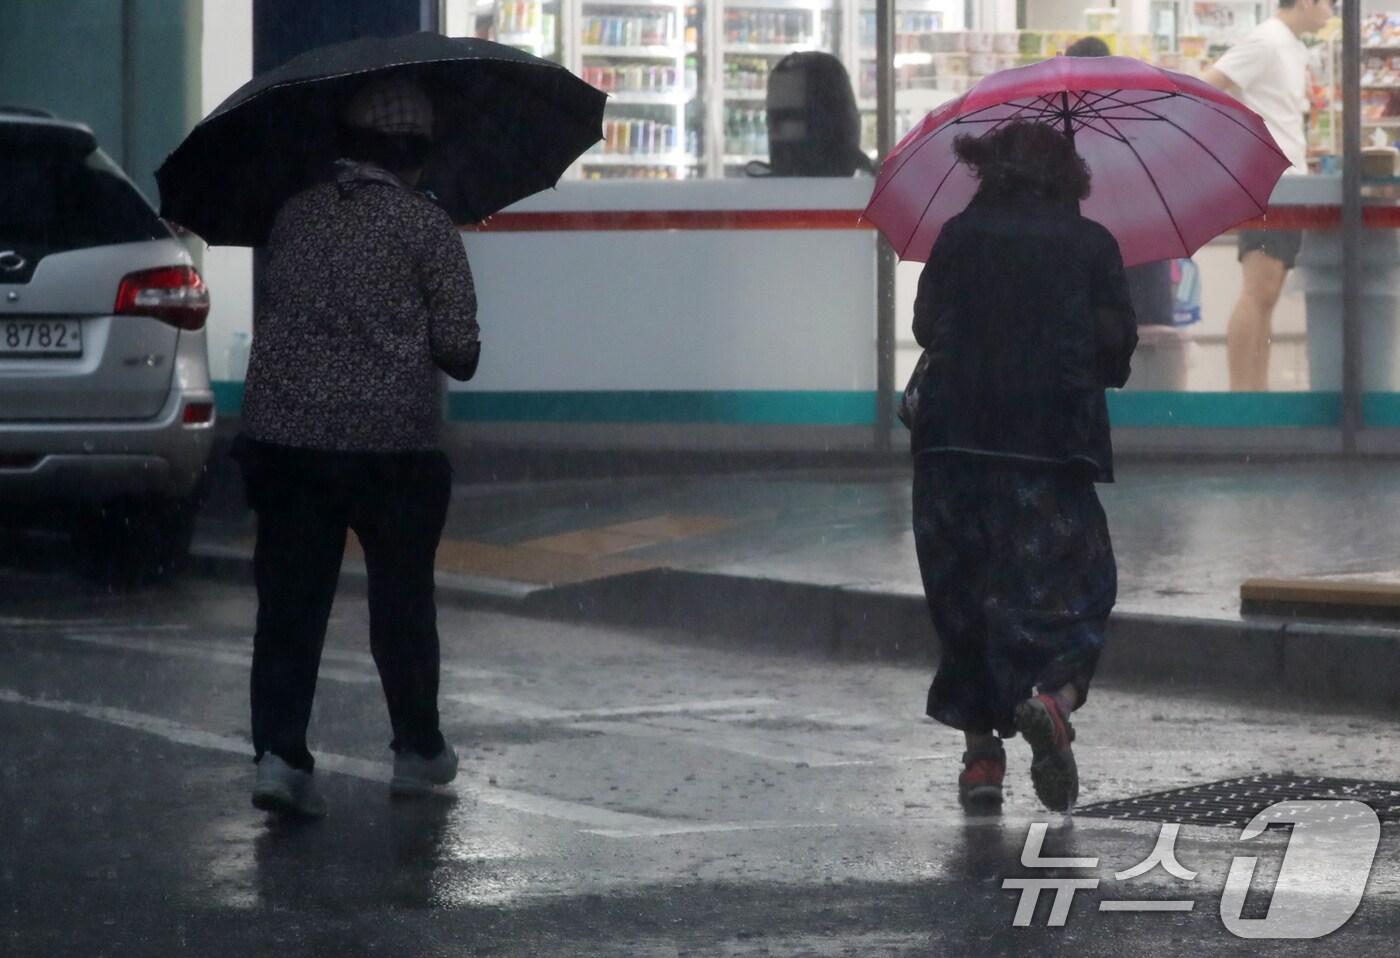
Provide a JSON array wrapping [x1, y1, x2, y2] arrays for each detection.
[[716, 1, 836, 175], [579, 0, 701, 179], [467, 0, 561, 59], [454, 1, 1346, 180], [1359, 14, 1400, 142]]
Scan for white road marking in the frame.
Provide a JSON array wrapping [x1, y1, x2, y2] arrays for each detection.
[[0, 617, 187, 632], [0, 687, 697, 835], [60, 632, 378, 685], [571, 716, 943, 768], [443, 692, 779, 722], [8, 627, 941, 791], [555, 697, 779, 719], [0, 687, 252, 754], [52, 632, 513, 686]]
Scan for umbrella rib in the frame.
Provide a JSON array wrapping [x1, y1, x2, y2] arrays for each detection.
[[873, 80, 1281, 256], [890, 94, 1064, 245], [1102, 99, 1281, 207], [901, 148, 970, 254], [1113, 130, 1192, 258]]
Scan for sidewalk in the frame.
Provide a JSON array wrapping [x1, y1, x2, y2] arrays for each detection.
[[192, 457, 1400, 713]]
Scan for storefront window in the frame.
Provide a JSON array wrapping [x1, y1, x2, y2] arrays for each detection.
[[440, 1, 1396, 437], [443, 0, 967, 179]]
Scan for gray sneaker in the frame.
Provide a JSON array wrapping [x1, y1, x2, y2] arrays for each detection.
[[252, 754, 327, 819], [391, 743, 459, 797]]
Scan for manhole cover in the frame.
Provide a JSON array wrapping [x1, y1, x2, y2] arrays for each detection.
[[1076, 775, 1400, 829]]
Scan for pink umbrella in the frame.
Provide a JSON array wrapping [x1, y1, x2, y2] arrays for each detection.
[[863, 55, 1292, 268]]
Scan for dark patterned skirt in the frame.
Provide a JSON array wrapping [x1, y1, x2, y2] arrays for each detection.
[[912, 455, 1117, 737]]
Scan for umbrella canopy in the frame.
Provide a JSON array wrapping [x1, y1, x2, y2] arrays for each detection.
[[156, 32, 606, 246], [863, 55, 1292, 268]]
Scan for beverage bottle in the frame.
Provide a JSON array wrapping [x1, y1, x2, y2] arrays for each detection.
[[756, 109, 769, 155]]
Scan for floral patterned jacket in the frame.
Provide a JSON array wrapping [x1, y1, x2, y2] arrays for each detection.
[[242, 162, 480, 451]]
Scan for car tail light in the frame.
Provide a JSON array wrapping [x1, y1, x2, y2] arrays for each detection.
[[114, 266, 210, 330], [183, 402, 214, 425]]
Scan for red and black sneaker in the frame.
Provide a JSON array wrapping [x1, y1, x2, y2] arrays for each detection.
[[958, 742, 1006, 812], [1014, 693, 1078, 812]]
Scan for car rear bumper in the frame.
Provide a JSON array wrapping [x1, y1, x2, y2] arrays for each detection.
[[0, 385, 215, 502]]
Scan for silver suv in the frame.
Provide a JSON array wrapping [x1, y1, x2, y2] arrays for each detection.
[[0, 107, 214, 582]]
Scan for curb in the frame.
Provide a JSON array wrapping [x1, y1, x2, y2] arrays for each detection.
[[190, 543, 1400, 715]]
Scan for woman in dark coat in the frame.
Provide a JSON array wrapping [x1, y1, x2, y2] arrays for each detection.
[[908, 120, 1137, 813], [234, 76, 481, 818]]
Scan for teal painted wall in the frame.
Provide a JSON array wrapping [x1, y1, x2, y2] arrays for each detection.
[[0, 0, 201, 202], [211, 386, 1364, 429]]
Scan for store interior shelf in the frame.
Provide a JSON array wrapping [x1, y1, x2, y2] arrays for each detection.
[[582, 153, 696, 166], [496, 31, 546, 45], [725, 42, 824, 56], [858, 49, 935, 66], [581, 44, 684, 58], [723, 0, 835, 9], [607, 91, 691, 104], [723, 154, 767, 164], [723, 89, 768, 101]]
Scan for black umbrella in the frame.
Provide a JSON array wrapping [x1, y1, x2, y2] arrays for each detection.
[[156, 32, 606, 246]]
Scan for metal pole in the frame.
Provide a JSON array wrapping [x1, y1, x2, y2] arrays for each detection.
[[421, 0, 441, 32], [120, 0, 137, 174], [1341, 0, 1362, 453], [874, 0, 897, 451]]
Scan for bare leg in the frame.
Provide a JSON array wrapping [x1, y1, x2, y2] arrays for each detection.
[[1053, 682, 1081, 713], [1227, 250, 1287, 391]]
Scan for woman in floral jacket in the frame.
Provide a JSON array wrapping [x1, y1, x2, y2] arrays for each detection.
[[235, 76, 480, 818]]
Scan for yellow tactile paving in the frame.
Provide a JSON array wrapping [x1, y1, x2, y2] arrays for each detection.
[[432, 538, 655, 585], [1241, 574, 1400, 609], [331, 514, 735, 586], [521, 515, 737, 557]]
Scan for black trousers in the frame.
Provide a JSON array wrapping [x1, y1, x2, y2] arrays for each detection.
[[233, 436, 452, 771]]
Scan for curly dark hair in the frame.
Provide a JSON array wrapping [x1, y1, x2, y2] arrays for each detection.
[[953, 120, 1091, 207]]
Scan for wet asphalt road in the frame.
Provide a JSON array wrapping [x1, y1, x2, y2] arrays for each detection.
[[3, 560, 1400, 957]]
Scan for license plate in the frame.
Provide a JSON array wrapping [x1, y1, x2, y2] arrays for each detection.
[[0, 320, 83, 357]]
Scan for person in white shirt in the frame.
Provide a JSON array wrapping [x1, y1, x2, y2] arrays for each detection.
[[1204, 0, 1333, 391]]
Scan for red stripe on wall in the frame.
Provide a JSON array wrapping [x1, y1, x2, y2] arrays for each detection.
[[468, 209, 869, 232], [466, 205, 1400, 234]]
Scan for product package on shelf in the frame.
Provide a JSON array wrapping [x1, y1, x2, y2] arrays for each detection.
[[481, 0, 559, 58], [1362, 12, 1400, 48], [578, 0, 698, 179]]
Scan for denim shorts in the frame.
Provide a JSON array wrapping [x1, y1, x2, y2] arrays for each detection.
[[1237, 228, 1303, 270]]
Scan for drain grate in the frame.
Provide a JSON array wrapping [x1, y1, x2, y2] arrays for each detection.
[[1076, 774, 1400, 830]]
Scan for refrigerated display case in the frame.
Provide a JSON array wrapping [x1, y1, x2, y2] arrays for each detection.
[[454, 0, 975, 179], [449, 0, 563, 59], [712, 0, 840, 175], [577, 0, 702, 178], [851, 0, 964, 158]]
